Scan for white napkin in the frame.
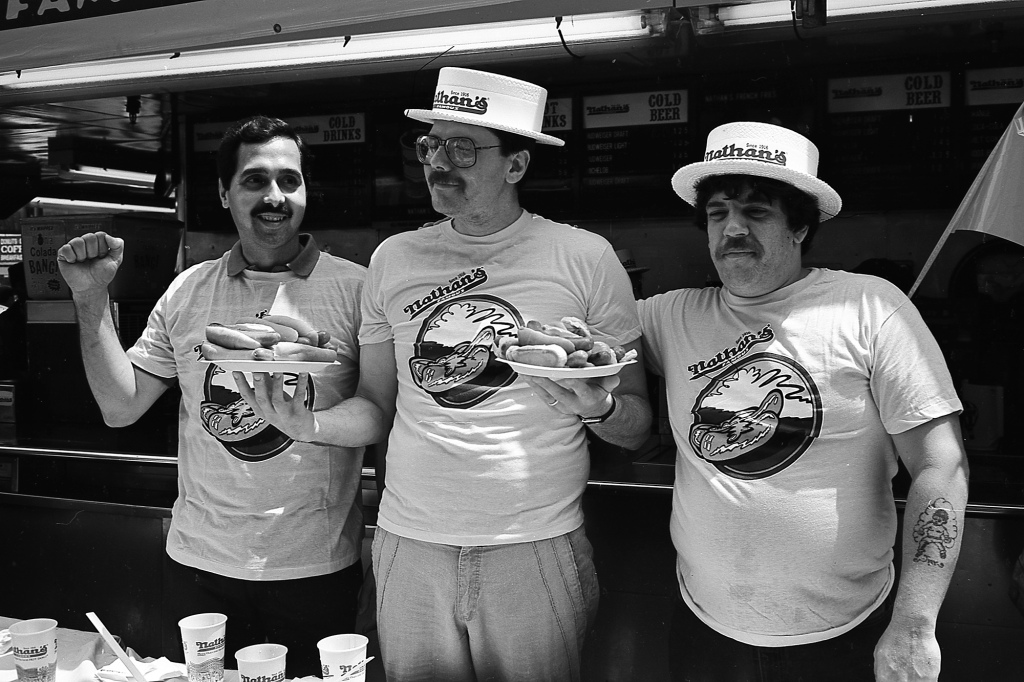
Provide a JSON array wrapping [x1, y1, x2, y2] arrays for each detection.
[[96, 656, 187, 682]]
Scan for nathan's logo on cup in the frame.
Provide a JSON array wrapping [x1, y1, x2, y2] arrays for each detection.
[[704, 143, 787, 167], [13, 645, 49, 660], [434, 90, 489, 115], [239, 673, 285, 682], [196, 638, 225, 654]]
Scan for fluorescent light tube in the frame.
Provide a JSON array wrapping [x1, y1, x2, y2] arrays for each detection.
[[719, 0, 1020, 27], [57, 165, 157, 190], [28, 197, 176, 214], [0, 11, 662, 97]]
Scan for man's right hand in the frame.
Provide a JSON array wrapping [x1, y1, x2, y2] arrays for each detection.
[[57, 231, 125, 294]]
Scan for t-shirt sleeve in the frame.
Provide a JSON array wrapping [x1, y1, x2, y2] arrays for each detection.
[[125, 287, 177, 379], [586, 244, 642, 345], [358, 242, 395, 347], [637, 294, 667, 377], [870, 298, 963, 435]]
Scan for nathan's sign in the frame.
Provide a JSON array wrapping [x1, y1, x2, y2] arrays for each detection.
[[582, 90, 689, 129], [965, 66, 1024, 107], [827, 73, 950, 114], [194, 114, 366, 153], [2, 0, 203, 31]]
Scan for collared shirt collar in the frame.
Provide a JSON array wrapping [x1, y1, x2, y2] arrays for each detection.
[[226, 233, 321, 276]]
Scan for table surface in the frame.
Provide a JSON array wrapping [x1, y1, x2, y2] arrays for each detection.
[[0, 618, 247, 682]]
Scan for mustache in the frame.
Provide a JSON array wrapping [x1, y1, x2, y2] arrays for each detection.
[[716, 236, 761, 258], [252, 207, 290, 217], [428, 170, 463, 187]]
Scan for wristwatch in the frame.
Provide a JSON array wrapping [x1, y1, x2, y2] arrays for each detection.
[[580, 394, 617, 425]]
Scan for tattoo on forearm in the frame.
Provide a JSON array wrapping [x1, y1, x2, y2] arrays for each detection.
[[911, 498, 959, 567]]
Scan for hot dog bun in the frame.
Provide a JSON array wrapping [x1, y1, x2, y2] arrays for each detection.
[[235, 316, 300, 343], [271, 341, 338, 362], [206, 323, 280, 349], [506, 344, 568, 368], [517, 327, 576, 354], [201, 341, 259, 361], [262, 315, 319, 346]]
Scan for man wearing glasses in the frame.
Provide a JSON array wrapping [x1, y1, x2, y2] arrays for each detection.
[[367, 66, 652, 682], [247, 67, 650, 681]]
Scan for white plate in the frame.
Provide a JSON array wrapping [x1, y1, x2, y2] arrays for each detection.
[[497, 358, 636, 379], [200, 359, 339, 373]]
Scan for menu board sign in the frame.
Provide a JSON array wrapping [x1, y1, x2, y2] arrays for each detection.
[[578, 90, 689, 217], [964, 67, 1024, 175], [965, 66, 1024, 106], [824, 72, 957, 210]]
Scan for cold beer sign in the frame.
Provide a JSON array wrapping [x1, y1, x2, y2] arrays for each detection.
[[582, 90, 689, 129], [828, 72, 951, 114]]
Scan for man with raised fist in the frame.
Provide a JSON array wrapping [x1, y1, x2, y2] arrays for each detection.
[[56, 114, 367, 678]]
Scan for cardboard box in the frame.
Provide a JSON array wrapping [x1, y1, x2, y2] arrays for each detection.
[[20, 213, 183, 300]]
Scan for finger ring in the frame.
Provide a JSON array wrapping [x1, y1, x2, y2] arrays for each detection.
[[548, 399, 558, 406]]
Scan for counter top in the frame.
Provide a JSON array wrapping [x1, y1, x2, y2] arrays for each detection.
[[3, 426, 1023, 514]]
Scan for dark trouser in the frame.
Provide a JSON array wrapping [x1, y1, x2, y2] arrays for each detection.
[[163, 555, 363, 679], [669, 589, 893, 682]]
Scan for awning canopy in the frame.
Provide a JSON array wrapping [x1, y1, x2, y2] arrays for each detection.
[[1, 0, 665, 74]]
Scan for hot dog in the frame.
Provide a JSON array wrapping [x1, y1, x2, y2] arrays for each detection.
[[271, 341, 338, 362], [206, 323, 280, 349], [235, 316, 300, 343], [262, 314, 320, 346], [587, 341, 616, 366], [517, 326, 576, 354], [201, 341, 258, 361], [506, 344, 568, 368]]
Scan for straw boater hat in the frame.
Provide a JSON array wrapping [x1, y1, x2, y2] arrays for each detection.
[[670, 121, 842, 221], [405, 67, 564, 147]]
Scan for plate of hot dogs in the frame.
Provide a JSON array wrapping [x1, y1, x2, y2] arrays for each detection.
[[495, 317, 638, 379], [200, 314, 340, 373]]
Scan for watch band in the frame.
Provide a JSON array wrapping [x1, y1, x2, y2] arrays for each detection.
[[580, 394, 617, 425]]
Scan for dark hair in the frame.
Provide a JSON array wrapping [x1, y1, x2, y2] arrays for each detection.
[[693, 174, 821, 254], [492, 128, 536, 160], [216, 115, 313, 190]]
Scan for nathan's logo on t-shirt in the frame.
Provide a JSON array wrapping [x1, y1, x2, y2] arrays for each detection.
[[688, 348, 822, 480], [405, 268, 488, 319], [704, 143, 787, 166], [196, 342, 316, 462], [408, 294, 520, 409], [434, 90, 489, 115], [688, 325, 773, 379]]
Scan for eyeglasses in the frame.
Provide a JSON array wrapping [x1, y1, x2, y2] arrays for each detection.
[[415, 135, 501, 168]]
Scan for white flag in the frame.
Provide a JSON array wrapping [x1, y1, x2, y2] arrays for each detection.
[[909, 100, 1024, 297]]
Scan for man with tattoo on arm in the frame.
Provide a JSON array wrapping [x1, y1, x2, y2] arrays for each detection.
[[635, 122, 969, 681]]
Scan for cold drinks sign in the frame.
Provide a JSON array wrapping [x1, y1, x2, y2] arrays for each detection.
[[193, 114, 366, 152]]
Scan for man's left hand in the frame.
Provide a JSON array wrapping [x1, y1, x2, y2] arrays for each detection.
[[522, 374, 619, 420], [873, 617, 941, 682], [232, 371, 318, 442]]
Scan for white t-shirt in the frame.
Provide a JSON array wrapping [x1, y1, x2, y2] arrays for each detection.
[[361, 210, 640, 545], [637, 268, 962, 646], [127, 247, 367, 580]]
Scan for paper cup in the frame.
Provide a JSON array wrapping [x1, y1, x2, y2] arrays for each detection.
[[235, 644, 287, 682], [178, 613, 227, 682], [10, 618, 58, 682], [317, 634, 368, 682]]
